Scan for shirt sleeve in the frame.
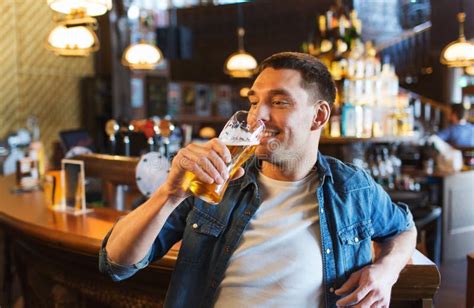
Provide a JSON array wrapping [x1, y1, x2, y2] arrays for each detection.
[[98, 221, 152, 281], [368, 177, 415, 242], [98, 196, 194, 281]]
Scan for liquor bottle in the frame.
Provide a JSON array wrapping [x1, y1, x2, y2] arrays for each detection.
[[318, 15, 333, 59]]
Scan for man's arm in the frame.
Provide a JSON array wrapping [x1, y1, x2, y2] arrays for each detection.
[[335, 226, 417, 307], [104, 138, 243, 267], [105, 185, 187, 266]]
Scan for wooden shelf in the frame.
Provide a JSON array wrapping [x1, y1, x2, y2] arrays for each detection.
[[320, 135, 420, 144]]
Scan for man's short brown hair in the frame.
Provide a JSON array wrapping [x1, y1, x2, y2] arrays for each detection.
[[256, 52, 337, 105], [451, 103, 468, 121]]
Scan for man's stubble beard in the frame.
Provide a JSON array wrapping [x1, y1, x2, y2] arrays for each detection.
[[255, 144, 305, 171]]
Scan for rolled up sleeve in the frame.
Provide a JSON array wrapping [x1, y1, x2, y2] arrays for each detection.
[[98, 222, 153, 281], [369, 179, 415, 242], [98, 197, 194, 281]]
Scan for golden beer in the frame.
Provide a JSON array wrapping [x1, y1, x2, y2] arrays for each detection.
[[183, 142, 259, 204]]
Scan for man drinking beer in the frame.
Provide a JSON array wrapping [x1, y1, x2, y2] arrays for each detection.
[[100, 52, 416, 308]]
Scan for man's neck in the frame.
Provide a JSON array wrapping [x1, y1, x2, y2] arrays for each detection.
[[260, 155, 318, 181]]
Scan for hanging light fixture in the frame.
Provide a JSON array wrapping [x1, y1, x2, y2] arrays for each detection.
[[122, 12, 164, 70], [122, 40, 163, 70], [440, 1, 474, 67], [466, 65, 474, 75], [47, 0, 112, 17], [224, 5, 257, 78], [46, 16, 99, 56], [224, 27, 258, 78]]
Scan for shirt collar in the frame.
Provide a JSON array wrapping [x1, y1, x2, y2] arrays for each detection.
[[239, 151, 334, 190]]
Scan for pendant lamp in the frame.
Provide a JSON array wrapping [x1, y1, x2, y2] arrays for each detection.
[[440, 2, 474, 67], [122, 39, 164, 70], [46, 16, 99, 56], [47, 0, 112, 17], [224, 5, 257, 78]]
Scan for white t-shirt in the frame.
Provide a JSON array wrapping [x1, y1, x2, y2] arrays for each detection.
[[214, 171, 324, 308]]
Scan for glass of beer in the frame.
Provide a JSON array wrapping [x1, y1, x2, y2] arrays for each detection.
[[183, 110, 265, 204]]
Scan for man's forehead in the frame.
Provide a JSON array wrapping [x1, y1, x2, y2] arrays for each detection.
[[250, 68, 304, 93]]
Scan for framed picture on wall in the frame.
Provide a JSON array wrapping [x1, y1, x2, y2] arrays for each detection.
[[195, 84, 211, 116], [181, 82, 195, 114], [167, 82, 182, 117], [146, 76, 169, 117]]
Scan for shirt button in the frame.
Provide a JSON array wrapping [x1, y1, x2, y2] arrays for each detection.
[[354, 237, 359, 243], [192, 223, 198, 229], [326, 248, 331, 254], [224, 246, 230, 253], [320, 208, 324, 213], [211, 281, 218, 288], [329, 287, 334, 293], [244, 210, 251, 216]]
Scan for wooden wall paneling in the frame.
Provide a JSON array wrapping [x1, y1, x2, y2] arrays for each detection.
[[172, 0, 333, 83]]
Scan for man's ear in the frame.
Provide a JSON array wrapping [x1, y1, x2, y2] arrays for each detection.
[[311, 101, 331, 130]]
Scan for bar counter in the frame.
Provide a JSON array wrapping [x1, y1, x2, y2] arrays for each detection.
[[0, 175, 440, 307]]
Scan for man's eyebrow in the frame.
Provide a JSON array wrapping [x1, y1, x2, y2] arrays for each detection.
[[268, 88, 292, 97], [247, 88, 292, 97]]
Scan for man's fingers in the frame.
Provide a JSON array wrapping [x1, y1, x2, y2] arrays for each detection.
[[336, 284, 371, 307], [184, 160, 214, 184], [351, 291, 378, 308], [192, 145, 229, 180], [209, 138, 232, 164], [335, 270, 361, 295], [369, 299, 386, 308], [180, 148, 223, 184]]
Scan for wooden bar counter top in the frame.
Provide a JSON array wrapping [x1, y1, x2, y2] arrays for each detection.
[[0, 175, 439, 307]]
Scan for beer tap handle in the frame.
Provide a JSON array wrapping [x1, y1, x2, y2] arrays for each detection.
[[109, 134, 116, 154], [123, 122, 135, 157], [123, 135, 130, 156], [147, 136, 155, 152], [105, 120, 119, 155]]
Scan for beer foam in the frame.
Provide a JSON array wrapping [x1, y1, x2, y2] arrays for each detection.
[[219, 128, 260, 145]]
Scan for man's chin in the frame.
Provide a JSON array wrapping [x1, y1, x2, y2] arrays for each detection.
[[255, 147, 273, 161]]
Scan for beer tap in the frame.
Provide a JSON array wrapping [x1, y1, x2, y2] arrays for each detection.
[[158, 116, 175, 159], [105, 119, 119, 154], [123, 122, 135, 157], [146, 118, 157, 153]]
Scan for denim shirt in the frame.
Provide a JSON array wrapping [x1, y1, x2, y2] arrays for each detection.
[[99, 153, 414, 308]]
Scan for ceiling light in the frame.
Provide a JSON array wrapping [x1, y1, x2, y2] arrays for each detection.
[[466, 65, 474, 75], [224, 27, 257, 78], [46, 17, 99, 56], [47, 0, 112, 16], [440, 12, 474, 67], [122, 40, 164, 70]]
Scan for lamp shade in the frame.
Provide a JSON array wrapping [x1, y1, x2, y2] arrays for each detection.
[[466, 65, 474, 75], [122, 42, 163, 70], [47, 0, 112, 16], [47, 24, 99, 56], [224, 50, 257, 78], [440, 12, 474, 67], [440, 39, 474, 67]]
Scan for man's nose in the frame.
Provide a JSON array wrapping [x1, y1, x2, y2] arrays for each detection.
[[251, 103, 270, 123]]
